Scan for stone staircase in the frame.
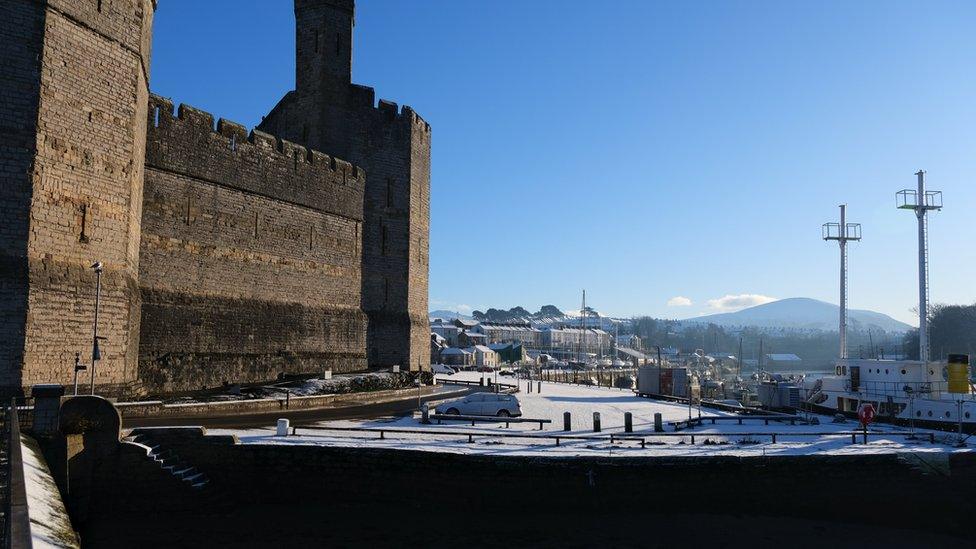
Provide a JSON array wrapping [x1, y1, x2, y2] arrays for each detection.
[[124, 433, 211, 490]]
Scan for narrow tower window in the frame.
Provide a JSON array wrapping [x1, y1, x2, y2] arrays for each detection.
[[381, 226, 388, 256], [79, 203, 90, 243], [97, 0, 103, 13]]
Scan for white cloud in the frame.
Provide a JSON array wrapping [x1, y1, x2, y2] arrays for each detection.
[[706, 294, 777, 312], [667, 296, 693, 307]]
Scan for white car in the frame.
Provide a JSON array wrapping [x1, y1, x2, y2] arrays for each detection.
[[437, 393, 522, 417], [431, 364, 456, 375]]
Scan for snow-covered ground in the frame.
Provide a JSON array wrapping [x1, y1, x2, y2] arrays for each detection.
[[212, 371, 975, 458], [21, 436, 79, 548]]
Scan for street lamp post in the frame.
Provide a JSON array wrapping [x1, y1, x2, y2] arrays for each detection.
[[89, 261, 103, 396]]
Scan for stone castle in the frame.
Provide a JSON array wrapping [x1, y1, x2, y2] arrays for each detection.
[[0, 0, 430, 397]]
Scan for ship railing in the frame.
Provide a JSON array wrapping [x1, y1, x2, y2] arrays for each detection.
[[854, 380, 976, 401]]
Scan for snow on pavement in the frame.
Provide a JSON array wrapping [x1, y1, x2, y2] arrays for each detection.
[[211, 371, 975, 458]]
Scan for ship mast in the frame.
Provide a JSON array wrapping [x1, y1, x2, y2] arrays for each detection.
[[823, 204, 861, 359], [897, 171, 942, 362]]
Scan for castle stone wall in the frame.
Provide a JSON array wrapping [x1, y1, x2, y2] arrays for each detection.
[[260, 0, 431, 371], [0, 0, 428, 396], [1, 0, 155, 395], [0, 0, 45, 390], [140, 95, 367, 394]]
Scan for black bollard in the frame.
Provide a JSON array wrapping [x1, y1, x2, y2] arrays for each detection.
[[624, 412, 633, 433], [654, 412, 663, 433], [593, 412, 601, 432], [563, 411, 572, 431]]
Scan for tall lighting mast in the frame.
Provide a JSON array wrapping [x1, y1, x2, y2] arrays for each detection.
[[897, 171, 942, 362], [823, 205, 861, 359]]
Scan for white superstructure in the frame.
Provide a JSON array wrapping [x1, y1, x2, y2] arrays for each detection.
[[807, 174, 974, 431]]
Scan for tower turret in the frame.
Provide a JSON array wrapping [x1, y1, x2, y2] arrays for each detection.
[[295, 0, 354, 98]]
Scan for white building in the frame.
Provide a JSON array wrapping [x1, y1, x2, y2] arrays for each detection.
[[475, 322, 542, 347], [470, 345, 500, 368], [539, 327, 611, 355]]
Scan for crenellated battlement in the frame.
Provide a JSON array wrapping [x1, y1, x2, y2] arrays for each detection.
[[349, 84, 431, 133], [147, 94, 365, 221]]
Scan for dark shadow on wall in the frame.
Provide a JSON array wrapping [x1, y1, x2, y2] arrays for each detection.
[[0, 0, 45, 396]]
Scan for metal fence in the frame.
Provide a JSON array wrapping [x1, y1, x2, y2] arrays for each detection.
[[0, 403, 6, 548], [289, 424, 933, 447], [539, 368, 638, 390], [10, 399, 31, 435], [2, 400, 31, 549]]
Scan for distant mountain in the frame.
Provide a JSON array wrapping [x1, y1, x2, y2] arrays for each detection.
[[428, 310, 473, 321], [471, 305, 566, 324], [682, 297, 913, 333]]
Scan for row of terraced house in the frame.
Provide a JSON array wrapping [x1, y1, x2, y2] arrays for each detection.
[[429, 318, 615, 366]]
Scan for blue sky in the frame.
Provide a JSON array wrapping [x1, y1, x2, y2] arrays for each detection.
[[150, 1, 976, 325]]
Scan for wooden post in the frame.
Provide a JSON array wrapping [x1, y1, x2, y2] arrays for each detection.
[[593, 412, 601, 432], [654, 413, 663, 432], [563, 412, 572, 431], [624, 412, 633, 433]]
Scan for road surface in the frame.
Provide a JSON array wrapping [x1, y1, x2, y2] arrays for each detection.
[[124, 384, 476, 429]]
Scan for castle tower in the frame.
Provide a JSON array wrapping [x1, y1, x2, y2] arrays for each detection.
[[260, 0, 431, 371], [293, 0, 355, 160], [0, 0, 156, 395]]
